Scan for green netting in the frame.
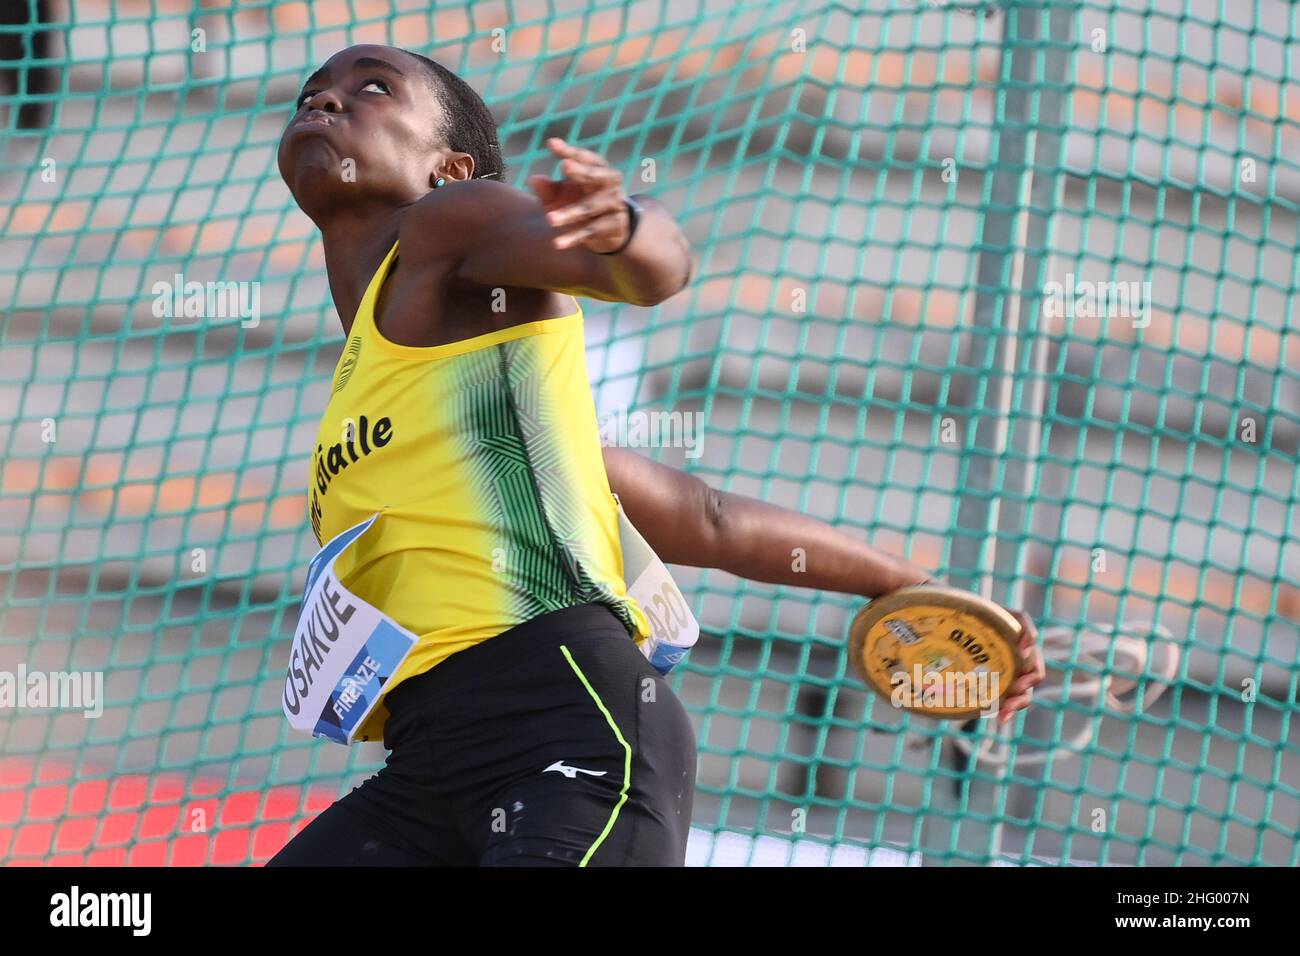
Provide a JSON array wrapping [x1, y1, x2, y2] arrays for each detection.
[[1, 0, 1297, 866]]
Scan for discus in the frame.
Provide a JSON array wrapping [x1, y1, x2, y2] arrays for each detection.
[[848, 584, 1025, 719]]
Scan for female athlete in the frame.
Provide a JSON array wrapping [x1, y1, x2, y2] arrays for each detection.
[[267, 44, 1045, 867]]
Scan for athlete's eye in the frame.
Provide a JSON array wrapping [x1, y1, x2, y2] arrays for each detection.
[[296, 90, 315, 109], [360, 79, 390, 96]]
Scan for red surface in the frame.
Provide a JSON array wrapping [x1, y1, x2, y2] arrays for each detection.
[[0, 758, 337, 866]]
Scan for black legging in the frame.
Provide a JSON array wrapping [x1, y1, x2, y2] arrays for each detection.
[[267, 604, 697, 866]]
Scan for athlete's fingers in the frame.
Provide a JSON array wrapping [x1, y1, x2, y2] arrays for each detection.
[[998, 691, 1033, 724], [551, 217, 616, 250], [548, 221, 608, 251], [530, 177, 586, 214], [1011, 608, 1039, 646], [549, 190, 626, 247], [547, 138, 610, 177], [552, 208, 628, 251], [552, 220, 599, 249], [1008, 672, 1039, 696], [546, 136, 588, 160], [559, 146, 612, 170], [999, 611, 1043, 725], [557, 151, 616, 176], [546, 137, 619, 186], [547, 137, 610, 169], [528, 174, 564, 207], [1021, 646, 1046, 687], [999, 683, 1036, 718], [547, 189, 624, 228], [1011, 610, 1046, 682], [558, 158, 621, 190]]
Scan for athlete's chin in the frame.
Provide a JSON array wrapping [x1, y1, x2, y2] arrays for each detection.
[[282, 161, 349, 215], [281, 130, 343, 166], [280, 128, 337, 169]]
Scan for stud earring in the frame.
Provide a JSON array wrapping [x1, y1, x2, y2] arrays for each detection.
[[435, 177, 446, 187]]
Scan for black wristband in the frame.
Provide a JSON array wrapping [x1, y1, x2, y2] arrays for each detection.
[[598, 197, 642, 255]]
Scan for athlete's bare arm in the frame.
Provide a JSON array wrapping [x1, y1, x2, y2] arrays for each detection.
[[398, 139, 691, 308], [602, 446, 932, 598], [603, 446, 1046, 718]]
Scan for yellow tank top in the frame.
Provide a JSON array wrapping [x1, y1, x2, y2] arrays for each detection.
[[308, 239, 650, 741]]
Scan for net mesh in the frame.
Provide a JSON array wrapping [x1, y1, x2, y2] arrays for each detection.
[[1, 0, 1296, 866]]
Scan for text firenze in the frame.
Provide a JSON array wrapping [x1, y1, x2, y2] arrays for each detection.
[[283, 576, 358, 716], [309, 414, 393, 542]]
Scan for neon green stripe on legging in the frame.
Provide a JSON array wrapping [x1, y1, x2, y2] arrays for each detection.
[[559, 644, 632, 866]]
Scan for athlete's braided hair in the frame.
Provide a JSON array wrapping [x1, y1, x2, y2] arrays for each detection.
[[403, 50, 506, 184]]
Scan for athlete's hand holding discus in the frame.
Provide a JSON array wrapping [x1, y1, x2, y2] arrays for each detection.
[[848, 580, 1046, 724], [995, 607, 1045, 723], [601, 449, 1047, 724]]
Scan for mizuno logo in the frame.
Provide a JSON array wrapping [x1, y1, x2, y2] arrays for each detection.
[[543, 760, 607, 779]]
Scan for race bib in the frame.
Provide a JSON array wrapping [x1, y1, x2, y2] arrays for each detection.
[[282, 513, 418, 745], [614, 496, 700, 674]]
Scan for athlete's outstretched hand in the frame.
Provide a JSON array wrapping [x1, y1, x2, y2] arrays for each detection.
[[998, 609, 1046, 724], [528, 137, 632, 253]]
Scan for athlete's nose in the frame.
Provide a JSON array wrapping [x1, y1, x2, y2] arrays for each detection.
[[303, 89, 342, 113]]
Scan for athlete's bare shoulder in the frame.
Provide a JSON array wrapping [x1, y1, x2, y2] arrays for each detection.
[[395, 177, 640, 307], [371, 183, 578, 347], [396, 179, 532, 271]]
